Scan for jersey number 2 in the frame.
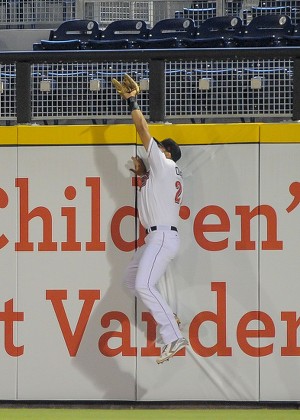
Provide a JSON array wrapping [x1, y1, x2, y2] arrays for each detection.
[[175, 181, 182, 204]]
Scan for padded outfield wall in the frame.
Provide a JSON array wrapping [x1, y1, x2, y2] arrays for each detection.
[[0, 122, 300, 401]]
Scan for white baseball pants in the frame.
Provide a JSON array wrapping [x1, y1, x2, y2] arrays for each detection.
[[123, 229, 182, 345]]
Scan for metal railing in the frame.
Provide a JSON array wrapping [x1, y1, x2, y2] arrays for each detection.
[[0, 48, 299, 125], [82, 0, 219, 28], [0, 0, 219, 29], [1, 0, 300, 29], [0, 0, 76, 28], [80, 0, 300, 27]]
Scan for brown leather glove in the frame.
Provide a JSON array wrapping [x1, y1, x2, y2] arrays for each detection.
[[112, 74, 140, 99], [130, 156, 147, 176]]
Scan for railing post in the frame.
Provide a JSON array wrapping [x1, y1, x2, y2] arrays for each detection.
[[292, 58, 300, 121], [75, 0, 85, 19], [16, 62, 31, 124], [149, 59, 165, 122]]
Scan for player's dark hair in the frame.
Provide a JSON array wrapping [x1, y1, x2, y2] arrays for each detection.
[[160, 138, 181, 162]]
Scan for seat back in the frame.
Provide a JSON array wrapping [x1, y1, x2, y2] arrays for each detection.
[[50, 19, 101, 41], [101, 20, 148, 40], [33, 19, 101, 50], [196, 16, 243, 38], [243, 14, 293, 37], [148, 18, 196, 39]]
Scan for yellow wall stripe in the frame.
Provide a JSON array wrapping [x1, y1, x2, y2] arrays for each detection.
[[0, 123, 299, 146], [16, 124, 137, 145], [0, 126, 18, 145], [144, 123, 260, 144], [259, 123, 300, 143]]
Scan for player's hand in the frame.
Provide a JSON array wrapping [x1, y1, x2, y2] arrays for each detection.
[[130, 156, 147, 176], [112, 74, 140, 99]]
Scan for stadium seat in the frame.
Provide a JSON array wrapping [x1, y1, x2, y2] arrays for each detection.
[[135, 18, 196, 49], [233, 14, 294, 47], [86, 20, 148, 50], [181, 16, 243, 48], [33, 19, 101, 50]]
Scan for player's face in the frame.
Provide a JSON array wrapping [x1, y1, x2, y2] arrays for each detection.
[[158, 144, 171, 160]]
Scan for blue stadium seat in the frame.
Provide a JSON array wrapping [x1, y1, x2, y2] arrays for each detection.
[[86, 20, 148, 50], [233, 14, 294, 47], [181, 16, 243, 48], [135, 18, 196, 49], [33, 19, 101, 50]]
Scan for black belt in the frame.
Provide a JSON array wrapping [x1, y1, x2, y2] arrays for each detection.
[[146, 226, 178, 234]]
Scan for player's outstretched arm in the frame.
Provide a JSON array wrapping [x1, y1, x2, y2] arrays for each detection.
[[129, 98, 151, 151], [112, 74, 151, 151]]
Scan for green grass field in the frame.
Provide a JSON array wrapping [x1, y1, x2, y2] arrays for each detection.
[[0, 409, 300, 420]]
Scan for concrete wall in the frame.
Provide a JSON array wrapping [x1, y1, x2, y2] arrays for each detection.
[[0, 29, 51, 51]]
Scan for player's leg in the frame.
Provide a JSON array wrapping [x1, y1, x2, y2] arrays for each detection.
[[122, 244, 145, 294], [134, 230, 182, 344]]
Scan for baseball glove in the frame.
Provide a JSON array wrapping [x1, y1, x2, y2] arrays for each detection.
[[130, 156, 147, 176], [112, 74, 140, 99]]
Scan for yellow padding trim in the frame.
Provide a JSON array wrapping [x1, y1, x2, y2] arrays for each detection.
[[17, 124, 137, 145], [143, 123, 260, 144], [0, 122, 299, 146], [0, 127, 18, 145], [260, 123, 300, 143]]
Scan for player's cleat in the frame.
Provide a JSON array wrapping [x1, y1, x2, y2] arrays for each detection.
[[156, 337, 189, 364], [173, 313, 182, 330]]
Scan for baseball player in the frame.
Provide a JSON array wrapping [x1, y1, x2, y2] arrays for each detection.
[[112, 74, 188, 364]]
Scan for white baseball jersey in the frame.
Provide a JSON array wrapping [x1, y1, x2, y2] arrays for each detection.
[[137, 137, 183, 229], [123, 137, 185, 347]]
